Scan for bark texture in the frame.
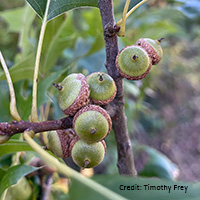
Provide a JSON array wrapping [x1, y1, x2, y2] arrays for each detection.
[[98, 0, 137, 176]]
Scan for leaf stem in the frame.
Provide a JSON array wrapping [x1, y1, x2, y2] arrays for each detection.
[[0, 51, 21, 121], [30, 0, 51, 122], [116, 0, 130, 37], [23, 131, 127, 200], [116, 0, 149, 36]]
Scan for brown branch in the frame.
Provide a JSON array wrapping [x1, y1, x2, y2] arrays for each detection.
[[0, 117, 73, 137], [41, 175, 53, 200], [98, 0, 137, 176]]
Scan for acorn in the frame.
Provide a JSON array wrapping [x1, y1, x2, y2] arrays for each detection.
[[136, 38, 164, 65], [116, 45, 152, 80], [71, 140, 106, 168], [54, 73, 90, 116], [7, 177, 32, 200], [86, 72, 117, 105], [47, 129, 79, 158], [73, 105, 112, 144]]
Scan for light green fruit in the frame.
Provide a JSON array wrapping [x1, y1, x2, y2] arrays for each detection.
[[116, 45, 151, 80], [136, 38, 163, 65], [86, 72, 117, 105], [55, 73, 90, 116], [60, 73, 85, 87], [58, 79, 82, 111], [47, 129, 76, 158], [73, 105, 112, 144], [7, 177, 32, 200], [47, 130, 63, 158], [71, 140, 106, 168]]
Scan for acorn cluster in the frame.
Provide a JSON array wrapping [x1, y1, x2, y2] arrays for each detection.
[[47, 72, 116, 168], [47, 37, 163, 169], [116, 38, 164, 80]]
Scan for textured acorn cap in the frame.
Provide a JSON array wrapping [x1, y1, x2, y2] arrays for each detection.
[[57, 73, 90, 116], [86, 72, 117, 105], [116, 45, 152, 80], [47, 129, 77, 158], [71, 140, 106, 168], [136, 38, 163, 65], [73, 105, 112, 143]]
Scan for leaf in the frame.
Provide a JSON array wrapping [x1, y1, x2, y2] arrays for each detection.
[[139, 146, 179, 180], [37, 71, 62, 107], [0, 164, 39, 198], [40, 14, 76, 73], [25, 0, 99, 21], [69, 177, 128, 200], [0, 168, 6, 180], [177, 1, 200, 18], [0, 140, 34, 158], [92, 175, 200, 200], [0, 54, 35, 82], [0, 8, 26, 32]]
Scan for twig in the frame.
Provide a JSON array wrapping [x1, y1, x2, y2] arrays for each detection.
[[0, 117, 73, 137], [41, 175, 53, 200], [98, 0, 137, 176]]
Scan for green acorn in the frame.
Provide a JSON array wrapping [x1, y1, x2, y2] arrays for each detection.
[[116, 45, 152, 80], [136, 38, 164, 65], [73, 105, 112, 144], [54, 73, 90, 116], [71, 140, 106, 168], [47, 129, 78, 158], [7, 177, 32, 200], [86, 72, 117, 105]]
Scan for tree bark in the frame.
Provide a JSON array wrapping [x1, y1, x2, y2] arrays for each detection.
[[98, 0, 137, 176], [0, 117, 73, 137]]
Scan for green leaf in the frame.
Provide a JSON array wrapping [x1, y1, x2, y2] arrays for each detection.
[[139, 146, 179, 180], [0, 164, 39, 198], [92, 175, 200, 200], [25, 0, 99, 21], [37, 71, 62, 107], [0, 54, 35, 82], [69, 177, 128, 200], [178, 1, 200, 18], [0, 140, 34, 157], [40, 14, 76, 73], [0, 168, 6, 180], [0, 8, 26, 33]]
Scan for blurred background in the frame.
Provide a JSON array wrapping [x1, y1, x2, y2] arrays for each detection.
[[0, 0, 200, 183]]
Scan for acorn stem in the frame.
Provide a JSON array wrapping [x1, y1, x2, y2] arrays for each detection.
[[98, 74, 104, 82], [90, 128, 96, 135], [157, 37, 165, 43], [84, 160, 90, 168], [53, 83, 62, 91], [132, 54, 138, 60]]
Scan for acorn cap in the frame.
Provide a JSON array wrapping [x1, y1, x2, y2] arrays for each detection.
[[73, 105, 112, 144], [71, 140, 106, 168], [86, 72, 117, 105], [136, 38, 163, 65], [47, 129, 77, 158], [116, 45, 152, 80], [57, 73, 90, 116]]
